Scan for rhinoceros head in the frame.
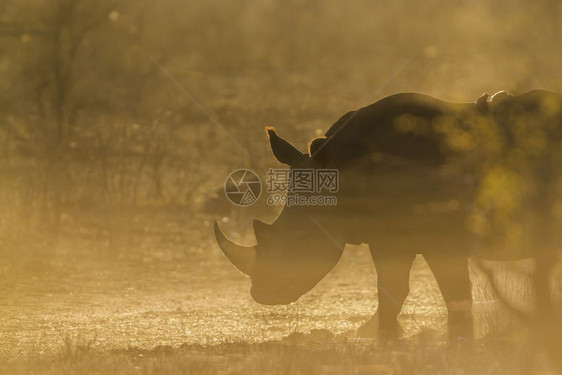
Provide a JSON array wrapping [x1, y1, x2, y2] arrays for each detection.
[[214, 129, 342, 305]]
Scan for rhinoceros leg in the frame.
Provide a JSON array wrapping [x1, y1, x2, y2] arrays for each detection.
[[357, 247, 416, 338], [424, 254, 473, 340]]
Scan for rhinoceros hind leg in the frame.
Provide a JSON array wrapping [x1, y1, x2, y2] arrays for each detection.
[[424, 254, 474, 340]]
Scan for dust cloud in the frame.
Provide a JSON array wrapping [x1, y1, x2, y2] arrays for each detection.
[[1, 0, 561, 374]]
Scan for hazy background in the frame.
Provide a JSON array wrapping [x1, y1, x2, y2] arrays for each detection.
[[1, 1, 561, 261], [1, 0, 562, 372]]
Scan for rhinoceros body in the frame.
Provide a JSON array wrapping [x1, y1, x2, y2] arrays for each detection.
[[214, 90, 562, 338]]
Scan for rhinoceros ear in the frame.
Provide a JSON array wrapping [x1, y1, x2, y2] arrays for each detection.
[[309, 137, 329, 166], [266, 127, 308, 166]]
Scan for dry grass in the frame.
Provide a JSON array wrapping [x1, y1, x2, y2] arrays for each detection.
[[0, 332, 540, 375]]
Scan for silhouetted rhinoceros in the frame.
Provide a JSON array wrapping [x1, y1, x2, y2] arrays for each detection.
[[214, 90, 562, 339]]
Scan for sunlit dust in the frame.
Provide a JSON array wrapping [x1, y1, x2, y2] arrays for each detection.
[[1, 0, 561, 374]]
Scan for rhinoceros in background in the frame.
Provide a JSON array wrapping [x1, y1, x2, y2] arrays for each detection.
[[214, 90, 562, 339]]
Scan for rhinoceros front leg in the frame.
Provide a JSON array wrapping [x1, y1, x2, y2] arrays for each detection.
[[356, 248, 416, 338]]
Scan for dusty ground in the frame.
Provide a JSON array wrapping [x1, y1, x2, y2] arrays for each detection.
[[0, 213, 541, 374]]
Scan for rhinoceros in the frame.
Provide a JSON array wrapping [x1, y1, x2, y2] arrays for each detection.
[[214, 90, 562, 339]]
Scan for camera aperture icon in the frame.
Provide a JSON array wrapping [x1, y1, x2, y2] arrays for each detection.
[[224, 169, 262, 206]]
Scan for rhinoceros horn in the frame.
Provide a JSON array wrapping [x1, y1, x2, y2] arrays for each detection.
[[213, 221, 256, 276]]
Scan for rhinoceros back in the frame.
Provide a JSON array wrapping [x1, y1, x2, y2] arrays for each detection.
[[317, 91, 562, 261], [321, 93, 468, 169]]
